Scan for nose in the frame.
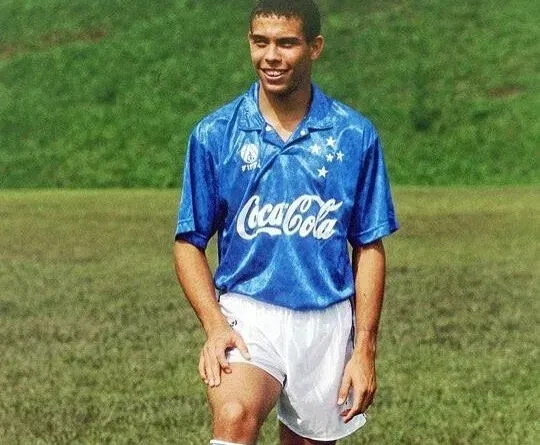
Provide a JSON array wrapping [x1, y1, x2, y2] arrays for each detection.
[[264, 44, 281, 64]]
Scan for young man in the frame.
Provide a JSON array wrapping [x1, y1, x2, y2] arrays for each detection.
[[173, 1, 398, 443]]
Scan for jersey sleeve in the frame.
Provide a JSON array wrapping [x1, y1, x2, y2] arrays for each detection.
[[347, 131, 399, 246], [175, 126, 220, 249]]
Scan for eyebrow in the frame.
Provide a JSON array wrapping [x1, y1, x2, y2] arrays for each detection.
[[250, 34, 303, 44], [278, 37, 303, 44]]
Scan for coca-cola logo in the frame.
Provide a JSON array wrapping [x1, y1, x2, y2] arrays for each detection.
[[236, 195, 343, 240]]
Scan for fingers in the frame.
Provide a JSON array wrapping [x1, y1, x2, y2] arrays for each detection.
[[216, 345, 232, 375], [337, 371, 351, 406], [341, 385, 376, 422], [233, 332, 251, 361], [338, 372, 361, 423], [338, 362, 376, 423], [198, 349, 207, 384], [341, 386, 362, 423], [214, 331, 251, 372], [199, 329, 251, 388], [360, 382, 376, 413], [203, 343, 222, 387]]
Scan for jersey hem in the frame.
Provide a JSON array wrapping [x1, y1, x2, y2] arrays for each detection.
[[220, 290, 353, 312]]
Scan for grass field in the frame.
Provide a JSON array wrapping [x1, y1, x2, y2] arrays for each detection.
[[1, 0, 539, 187], [0, 187, 538, 444]]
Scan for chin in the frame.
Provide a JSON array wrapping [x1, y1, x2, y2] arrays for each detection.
[[259, 80, 297, 98], [262, 85, 290, 97]]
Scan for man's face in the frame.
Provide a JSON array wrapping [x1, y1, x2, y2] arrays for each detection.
[[249, 14, 323, 98]]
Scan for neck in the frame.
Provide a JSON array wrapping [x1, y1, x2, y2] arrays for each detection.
[[258, 83, 312, 135]]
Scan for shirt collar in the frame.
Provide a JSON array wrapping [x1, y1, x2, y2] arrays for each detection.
[[238, 82, 334, 131]]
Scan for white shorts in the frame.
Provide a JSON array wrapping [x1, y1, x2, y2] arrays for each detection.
[[219, 293, 366, 441]]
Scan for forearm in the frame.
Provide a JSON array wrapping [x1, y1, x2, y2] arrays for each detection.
[[173, 239, 228, 335], [338, 240, 386, 418], [352, 240, 386, 356]]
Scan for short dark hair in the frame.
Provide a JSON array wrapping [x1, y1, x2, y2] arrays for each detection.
[[249, 0, 321, 42]]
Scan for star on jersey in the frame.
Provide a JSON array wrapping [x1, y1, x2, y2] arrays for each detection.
[[318, 166, 329, 178], [313, 137, 341, 179]]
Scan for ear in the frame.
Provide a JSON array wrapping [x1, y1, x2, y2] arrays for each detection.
[[309, 35, 325, 61]]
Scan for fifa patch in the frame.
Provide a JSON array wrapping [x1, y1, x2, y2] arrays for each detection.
[[240, 143, 261, 172]]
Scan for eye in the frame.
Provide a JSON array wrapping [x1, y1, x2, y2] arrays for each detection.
[[278, 39, 300, 48], [251, 36, 268, 48]]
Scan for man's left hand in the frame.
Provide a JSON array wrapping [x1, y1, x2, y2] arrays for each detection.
[[337, 350, 376, 423]]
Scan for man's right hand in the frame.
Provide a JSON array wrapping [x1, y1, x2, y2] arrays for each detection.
[[199, 324, 251, 387], [173, 241, 251, 387]]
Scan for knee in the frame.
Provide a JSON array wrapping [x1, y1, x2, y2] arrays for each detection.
[[213, 401, 259, 437]]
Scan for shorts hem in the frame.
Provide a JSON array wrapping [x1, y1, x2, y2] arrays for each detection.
[[227, 357, 284, 387], [277, 413, 366, 441]]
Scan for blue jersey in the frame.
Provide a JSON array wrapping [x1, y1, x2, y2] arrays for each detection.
[[176, 82, 398, 310]]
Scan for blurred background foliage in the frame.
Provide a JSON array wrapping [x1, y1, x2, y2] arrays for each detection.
[[0, 0, 538, 187]]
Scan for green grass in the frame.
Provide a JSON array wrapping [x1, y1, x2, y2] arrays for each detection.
[[1, 0, 539, 187], [0, 187, 538, 444]]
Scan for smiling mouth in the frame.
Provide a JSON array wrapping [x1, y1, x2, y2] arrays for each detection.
[[262, 69, 288, 79]]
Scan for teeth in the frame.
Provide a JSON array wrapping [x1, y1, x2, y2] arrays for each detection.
[[265, 70, 284, 77]]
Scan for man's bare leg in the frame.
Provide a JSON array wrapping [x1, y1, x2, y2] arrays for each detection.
[[208, 363, 282, 444], [279, 422, 337, 445]]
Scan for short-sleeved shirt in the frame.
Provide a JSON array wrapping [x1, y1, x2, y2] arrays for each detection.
[[176, 82, 398, 310]]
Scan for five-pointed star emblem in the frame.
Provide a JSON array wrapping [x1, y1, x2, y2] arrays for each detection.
[[310, 137, 343, 178], [318, 166, 329, 178]]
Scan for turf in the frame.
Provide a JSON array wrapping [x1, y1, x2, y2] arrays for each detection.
[[1, 0, 539, 187], [0, 187, 537, 444]]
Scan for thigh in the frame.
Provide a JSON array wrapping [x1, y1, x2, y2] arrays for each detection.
[[280, 422, 336, 445], [208, 362, 282, 439]]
